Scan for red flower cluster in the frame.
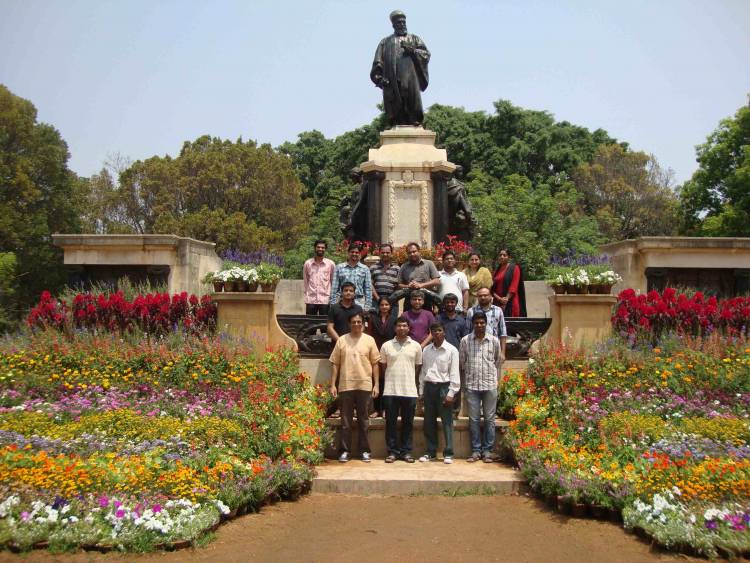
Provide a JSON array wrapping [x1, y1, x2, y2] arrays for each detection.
[[612, 288, 750, 338], [28, 290, 217, 335]]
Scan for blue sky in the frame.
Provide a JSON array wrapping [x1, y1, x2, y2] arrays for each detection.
[[1, 0, 749, 184]]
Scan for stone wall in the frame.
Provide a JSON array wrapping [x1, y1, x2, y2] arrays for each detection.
[[602, 237, 750, 296], [53, 234, 222, 295]]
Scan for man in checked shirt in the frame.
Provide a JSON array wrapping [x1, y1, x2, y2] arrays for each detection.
[[459, 310, 505, 463]]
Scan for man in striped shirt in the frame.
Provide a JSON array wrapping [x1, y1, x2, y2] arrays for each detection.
[[370, 243, 401, 306], [459, 310, 506, 463], [465, 287, 507, 338]]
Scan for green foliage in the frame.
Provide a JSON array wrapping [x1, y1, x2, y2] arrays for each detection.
[[84, 136, 312, 253], [0, 253, 17, 333], [572, 144, 680, 241], [469, 173, 602, 279], [0, 85, 84, 321], [680, 103, 750, 236]]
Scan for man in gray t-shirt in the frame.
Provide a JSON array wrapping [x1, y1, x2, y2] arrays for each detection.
[[392, 242, 441, 311]]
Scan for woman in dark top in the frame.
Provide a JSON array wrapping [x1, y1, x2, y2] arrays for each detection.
[[492, 247, 527, 317], [367, 297, 397, 417]]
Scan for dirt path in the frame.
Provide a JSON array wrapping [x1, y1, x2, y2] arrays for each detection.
[[6, 493, 704, 563]]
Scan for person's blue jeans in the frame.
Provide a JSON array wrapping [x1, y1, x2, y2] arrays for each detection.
[[466, 388, 498, 455], [383, 396, 416, 457]]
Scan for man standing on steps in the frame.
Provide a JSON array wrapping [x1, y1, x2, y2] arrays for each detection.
[[466, 287, 506, 339], [438, 251, 469, 312], [380, 316, 423, 463], [393, 242, 441, 311], [419, 322, 460, 464], [327, 282, 364, 342], [303, 239, 335, 316], [329, 312, 380, 463], [437, 293, 469, 416], [459, 311, 505, 463], [330, 243, 373, 310], [370, 243, 400, 309]]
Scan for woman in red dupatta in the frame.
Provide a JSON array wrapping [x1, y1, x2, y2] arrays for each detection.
[[491, 248, 527, 317]]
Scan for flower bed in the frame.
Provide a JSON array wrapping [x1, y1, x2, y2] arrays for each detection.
[[0, 332, 326, 552], [27, 291, 216, 335], [613, 288, 750, 340], [505, 337, 750, 557]]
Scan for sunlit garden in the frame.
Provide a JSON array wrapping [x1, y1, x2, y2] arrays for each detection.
[[505, 289, 750, 558], [0, 289, 327, 551]]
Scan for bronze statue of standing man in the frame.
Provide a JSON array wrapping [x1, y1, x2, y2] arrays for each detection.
[[371, 11, 431, 127]]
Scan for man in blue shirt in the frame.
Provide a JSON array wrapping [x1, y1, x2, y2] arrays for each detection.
[[330, 243, 373, 309]]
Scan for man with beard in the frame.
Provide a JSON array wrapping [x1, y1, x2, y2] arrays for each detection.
[[370, 11, 431, 126], [303, 240, 335, 315]]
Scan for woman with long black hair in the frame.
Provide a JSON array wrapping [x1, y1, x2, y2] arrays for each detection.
[[491, 248, 527, 317]]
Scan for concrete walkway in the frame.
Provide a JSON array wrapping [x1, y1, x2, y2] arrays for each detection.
[[313, 459, 525, 495]]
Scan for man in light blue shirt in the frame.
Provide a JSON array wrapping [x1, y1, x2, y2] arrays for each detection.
[[330, 243, 373, 309]]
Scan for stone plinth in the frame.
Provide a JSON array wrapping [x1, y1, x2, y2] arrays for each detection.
[[545, 294, 617, 349], [601, 236, 750, 295], [213, 292, 297, 351], [52, 234, 221, 295], [360, 126, 455, 247]]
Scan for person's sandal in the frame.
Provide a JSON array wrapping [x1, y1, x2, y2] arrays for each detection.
[[385, 454, 397, 463], [467, 452, 481, 463], [403, 454, 416, 463]]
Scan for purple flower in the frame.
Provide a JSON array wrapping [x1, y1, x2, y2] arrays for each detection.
[[98, 496, 109, 508], [20, 511, 30, 521], [152, 504, 162, 513], [115, 509, 126, 519], [114, 500, 122, 508], [706, 520, 718, 530]]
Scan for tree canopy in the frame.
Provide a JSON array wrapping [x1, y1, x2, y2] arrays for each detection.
[[0, 84, 84, 318], [85, 136, 312, 252], [680, 102, 750, 236]]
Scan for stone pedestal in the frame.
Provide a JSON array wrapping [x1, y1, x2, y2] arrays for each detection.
[[360, 126, 455, 246], [213, 292, 297, 351], [545, 294, 617, 349]]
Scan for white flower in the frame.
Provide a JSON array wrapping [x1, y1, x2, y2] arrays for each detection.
[[215, 500, 230, 515], [0, 496, 20, 518]]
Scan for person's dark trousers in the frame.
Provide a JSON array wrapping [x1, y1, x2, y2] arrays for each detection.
[[338, 390, 372, 455], [383, 395, 416, 457], [423, 382, 454, 457], [305, 303, 329, 315]]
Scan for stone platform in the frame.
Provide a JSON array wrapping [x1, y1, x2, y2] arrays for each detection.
[[313, 459, 525, 495], [325, 417, 510, 459]]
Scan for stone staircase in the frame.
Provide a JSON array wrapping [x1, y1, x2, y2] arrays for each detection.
[[308, 358, 529, 496]]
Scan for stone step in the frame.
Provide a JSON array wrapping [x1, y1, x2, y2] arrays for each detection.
[[313, 459, 526, 495], [325, 416, 511, 460]]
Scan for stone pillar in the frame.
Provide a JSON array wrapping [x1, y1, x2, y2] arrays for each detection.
[[213, 292, 297, 351], [546, 294, 617, 348], [360, 126, 455, 246], [431, 170, 451, 244], [363, 170, 385, 243]]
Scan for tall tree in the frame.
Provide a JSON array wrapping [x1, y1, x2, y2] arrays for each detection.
[[680, 101, 750, 236], [572, 144, 680, 241], [0, 84, 84, 316], [111, 135, 311, 252]]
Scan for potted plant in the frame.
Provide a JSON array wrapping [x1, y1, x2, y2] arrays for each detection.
[[244, 267, 259, 292], [590, 270, 622, 294], [257, 262, 283, 292], [545, 266, 567, 294], [567, 268, 589, 294], [203, 271, 223, 292]]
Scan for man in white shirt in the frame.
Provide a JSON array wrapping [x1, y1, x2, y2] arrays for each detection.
[[380, 316, 423, 463], [438, 250, 469, 311], [418, 322, 460, 464]]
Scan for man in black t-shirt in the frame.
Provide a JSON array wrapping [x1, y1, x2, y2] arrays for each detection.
[[327, 282, 364, 341]]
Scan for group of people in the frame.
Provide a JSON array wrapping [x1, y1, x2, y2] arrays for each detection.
[[302, 239, 527, 463]]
